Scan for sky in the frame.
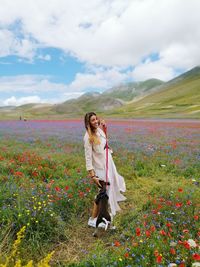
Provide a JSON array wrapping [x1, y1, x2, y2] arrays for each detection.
[[0, 0, 200, 106]]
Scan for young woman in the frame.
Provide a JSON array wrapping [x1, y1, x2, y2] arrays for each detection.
[[83, 112, 126, 227]]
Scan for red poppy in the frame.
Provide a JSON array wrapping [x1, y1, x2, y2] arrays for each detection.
[[114, 240, 120, 247], [178, 188, 183, 192], [79, 191, 84, 198], [160, 230, 167, 236], [186, 200, 192, 205], [170, 248, 176, 255], [65, 186, 69, 191], [145, 230, 151, 238], [124, 252, 129, 258], [156, 255, 162, 263], [136, 228, 141, 236], [55, 186, 61, 192], [183, 241, 190, 249], [193, 253, 200, 260], [194, 215, 199, 220], [175, 202, 182, 208], [150, 225, 156, 232]]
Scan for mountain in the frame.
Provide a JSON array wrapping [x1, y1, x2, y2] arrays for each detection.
[[102, 79, 164, 101], [108, 66, 200, 118], [0, 66, 200, 119], [51, 92, 123, 115]]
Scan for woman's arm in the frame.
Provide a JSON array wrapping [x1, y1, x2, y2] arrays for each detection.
[[84, 134, 102, 188]]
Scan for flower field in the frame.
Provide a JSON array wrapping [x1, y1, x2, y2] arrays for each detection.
[[0, 119, 199, 267]]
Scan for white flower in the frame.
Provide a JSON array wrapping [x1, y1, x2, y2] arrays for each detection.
[[170, 241, 177, 247], [168, 264, 177, 267], [188, 239, 197, 248], [192, 263, 200, 267]]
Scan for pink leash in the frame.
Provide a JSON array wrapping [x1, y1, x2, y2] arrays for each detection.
[[103, 125, 109, 190]]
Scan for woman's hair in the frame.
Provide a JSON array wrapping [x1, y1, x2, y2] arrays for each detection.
[[84, 112, 100, 144]]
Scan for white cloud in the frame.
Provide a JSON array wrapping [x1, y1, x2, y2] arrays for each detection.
[[0, 0, 200, 69], [66, 68, 129, 92], [0, 75, 68, 93], [63, 92, 84, 100], [3, 95, 42, 106], [38, 54, 51, 61], [132, 60, 175, 81]]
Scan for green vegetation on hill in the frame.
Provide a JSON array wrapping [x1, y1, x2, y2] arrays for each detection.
[[108, 67, 200, 119], [103, 79, 164, 101]]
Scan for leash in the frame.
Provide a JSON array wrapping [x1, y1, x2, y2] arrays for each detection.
[[103, 124, 109, 191]]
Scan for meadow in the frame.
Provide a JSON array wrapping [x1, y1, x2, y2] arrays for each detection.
[[0, 119, 199, 267]]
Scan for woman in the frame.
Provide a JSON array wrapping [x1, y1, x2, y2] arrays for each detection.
[[83, 112, 126, 227]]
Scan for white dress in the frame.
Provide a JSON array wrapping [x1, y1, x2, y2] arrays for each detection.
[[84, 128, 126, 216]]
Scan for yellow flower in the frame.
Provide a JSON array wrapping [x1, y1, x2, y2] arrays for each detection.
[[37, 251, 54, 267]]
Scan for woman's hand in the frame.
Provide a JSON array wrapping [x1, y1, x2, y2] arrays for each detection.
[[99, 119, 106, 128]]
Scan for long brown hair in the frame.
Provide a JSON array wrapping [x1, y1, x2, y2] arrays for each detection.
[[84, 112, 100, 144]]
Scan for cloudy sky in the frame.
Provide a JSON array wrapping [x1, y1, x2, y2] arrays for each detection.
[[0, 0, 200, 106]]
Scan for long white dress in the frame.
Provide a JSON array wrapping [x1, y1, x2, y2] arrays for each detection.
[[84, 128, 126, 216]]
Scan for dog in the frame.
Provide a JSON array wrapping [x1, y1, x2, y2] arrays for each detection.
[[93, 180, 111, 237]]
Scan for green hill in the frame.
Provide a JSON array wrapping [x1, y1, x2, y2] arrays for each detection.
[[108, 66, 200, 118], [51, 92, 123, 116], [103, 79, 164, 101]]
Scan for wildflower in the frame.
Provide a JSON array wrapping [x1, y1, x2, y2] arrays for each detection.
[[170, 248, 176, 255], [79, 191, 84, 198], [145, 230, 151, 238], [168, 264, 177, 267], [136, 227, 141, 236], [192, 263, 200, 267], [170, 241, 177, 247], [160, 230, 167, 236], [192, 253, 200, 261], [178, 188, 183, 192], [187, 239, 197, 248], [183, 241, 190, 249], [175, 202, 182, 208], [114, 240, 120, 247], [124, 252, 129, 258], [37, 251, 54, 267], [156, 255, 162, 263], [55, 186, 61, 192], [154, 250, 159, 257]]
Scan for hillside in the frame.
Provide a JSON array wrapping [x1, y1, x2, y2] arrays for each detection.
[[0, 67, 200, 119], [109, 66, 200, 118], [103, 79, 164, 101], [50, 92, 123, 116]]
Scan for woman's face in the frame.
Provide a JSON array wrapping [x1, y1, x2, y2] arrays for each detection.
[[89, 115, 99, 130]]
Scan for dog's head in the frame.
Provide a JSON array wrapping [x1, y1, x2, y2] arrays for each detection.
[[98, 180, 110, 190]]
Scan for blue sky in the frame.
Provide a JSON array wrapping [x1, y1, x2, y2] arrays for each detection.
[[0, 0, 200, 106]]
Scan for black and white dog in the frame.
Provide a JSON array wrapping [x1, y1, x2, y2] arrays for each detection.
[[93, 180, 111, 237]]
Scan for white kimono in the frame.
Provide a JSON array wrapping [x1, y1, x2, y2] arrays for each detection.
[[83, 128, 126, 216]]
